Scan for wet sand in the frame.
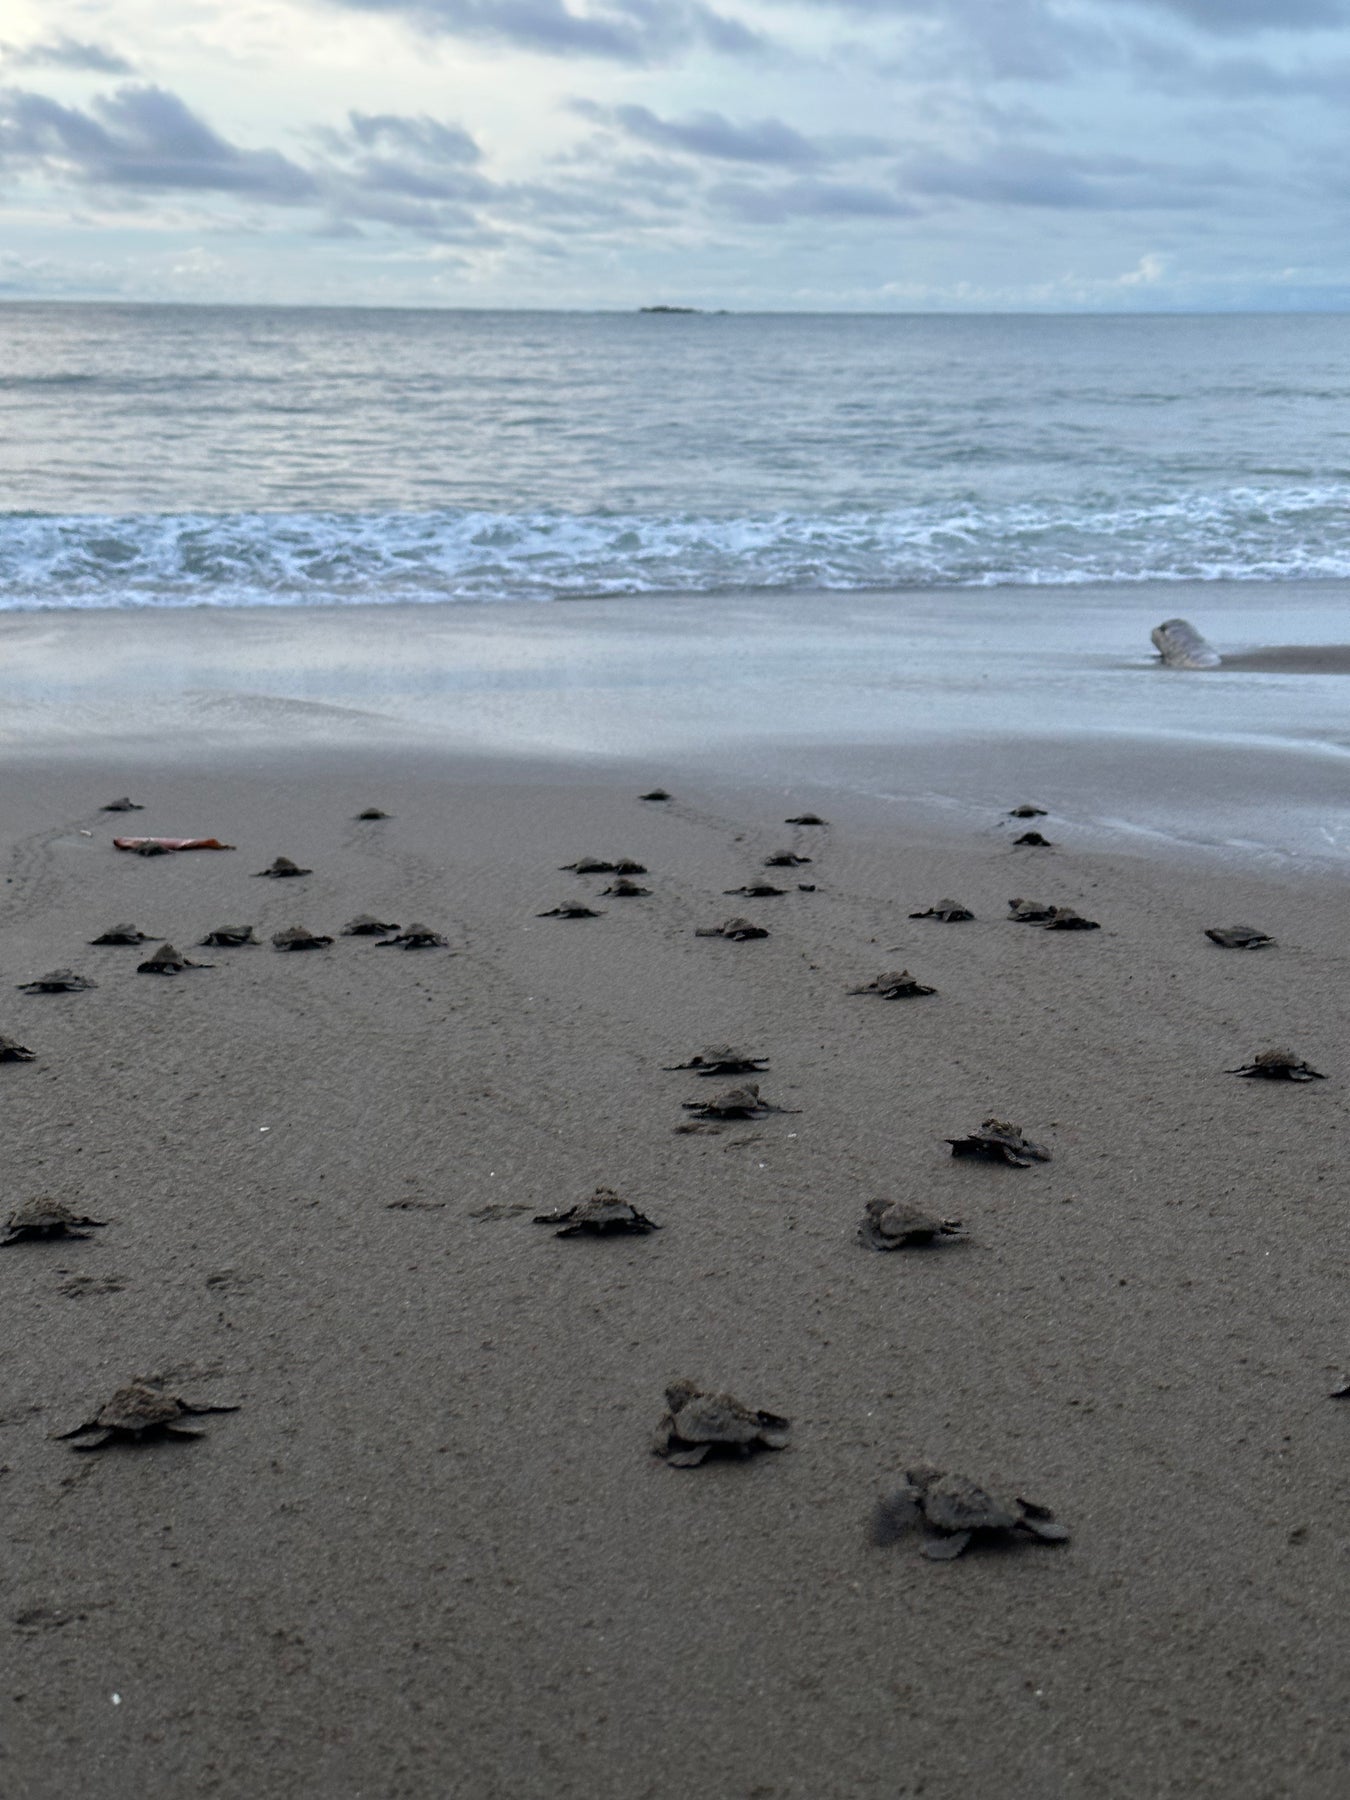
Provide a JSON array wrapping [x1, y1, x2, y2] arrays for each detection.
[[2, 737, 1347, 1799]]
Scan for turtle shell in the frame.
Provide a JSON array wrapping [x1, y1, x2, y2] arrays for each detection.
[[724, 883, 786, 898], [18, 970, 96, 993], [664, 1046, 769, 1075], [537, 904, 603, 919], [1, 1197, 106, 1243], [1008, 805, 1047, 818], [849, 970, 936, 999], [355, 808, 389, 820], [272, 926, 333, 951], [909, 899, 973, 922], [785, 813, 827, 825], [1228, 1048, 1325, 1081], [0, 1034, 36, 1062], [90, 924, 156, 946], [859, 1199, 963, 1250], [1008, 897, 1054, 922], [638, 790, 671, 802], [1206, 925, 1275, 949], [948, 1119, 1051, 1166], [343, 914, 400, 936], [560, 857, 615, 873], [695, 918, 768, 940], [533, 1188, 659, 1236], [199, 926, 259, 947], [601, 878, 650, 897], [101, 797, 144, 812], [764, 852, 811, 867], [919, 1472, 1021, 1536], [137, 943, 210, 975], [255, 857, 311, 878], [655, 1380, 791, 1465], [378, 924, 448, 948], [681, 1083, 773, 1120], [1014, 832, 1053, 847], [1041, 907, 1099, 931]]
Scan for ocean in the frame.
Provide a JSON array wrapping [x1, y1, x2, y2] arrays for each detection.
[[2, 305, 1350, 611]]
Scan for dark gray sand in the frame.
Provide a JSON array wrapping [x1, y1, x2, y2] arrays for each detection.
[[1, 747, 1347, 1799]]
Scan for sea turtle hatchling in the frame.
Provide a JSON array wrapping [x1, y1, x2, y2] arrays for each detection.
[[56, 1379, 240, 1451], [664, 1046, 769, 1076], [681, 1082, 794, 1121], [1008, 805, 1047, 819], [909, 899, 974, 922], [849, 970, 937, 999], [137, 943, 212, 975], [601, 877, 651, 897], [0, 1034, 35, 1062], [1227, 1048, 1326, 1082], [695, 918, 769, 940], [1, 1198, 107, 1245], [1014, 831, 1053, 847], [1040, 907, 1099, 931], [537, 903, 604, 919], [859, 1200, 965, 1251], [560, 857, 617, 873], [377, 923, 448, 948], [18, 970, 96, 994], [785, 812, 827, 826], [533, 1187, 660, 1237], [100, 797, 144, 812], [948, 1119, 1051, 1166], [355, 807, 389, 820], [272, 926, 333, 951], [90, 924, 158, 946], [342, 914, 400, 936], [724, 883, 786, 898], [870, 1464, 1070, 1559], [199, 926, 260, 948], [1206, 925, 1275, 950], [764, 852, 811, 867], [1008, 897, 1055, 922], [639, 790, 671, 802], [255, 857, 311, 878], [653, 1379, 791, 1467]]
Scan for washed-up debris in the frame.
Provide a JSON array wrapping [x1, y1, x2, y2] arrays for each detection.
[[1008, 805, 1047, 818], [1, 1198, 106, 1245], [870, 1465, 1069, 1560], [136, 943, 212, 976], [199, 926, 259, 948], [859, 1200, 965, 1251], [377, 924, 448, 949], [785, 813, 827, 826], [849, 970, 936, 999], [0, 1034, 35, 1062], [18, 970, 95, 994], [601, 877, 651, 897], [764, 851, 811, 867], [533, 1188, 660, 1237], [342, 914, 400, 936], [664, 1045, 769, 1076], [681, 1082, 794, 1121], [114, 837, 233, 855], [355, 807, 389, 820], [909, 899, 974, 922], [271, 926, 333, 952], [1206, 925, 1275, 949], [724, 883, 786, 898], [255, 856, 310, 878], [101, 797, 144, 812], [90, 925, 158, 946], [537, 903, 603, 919], [654, 1380, 790, 1467], [1014, 831, 1053, 847], [1227, 1048, 1325, 1082], [695, 918, 768, 941], [57, 1380, 239, 1451], [948, 1119, 1050, 1166]]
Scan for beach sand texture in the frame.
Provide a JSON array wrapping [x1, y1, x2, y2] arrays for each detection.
[[2, 743, 1347, 1800]]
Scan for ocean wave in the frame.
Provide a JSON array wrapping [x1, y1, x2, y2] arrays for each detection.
[[1, 487, 1347, 609]]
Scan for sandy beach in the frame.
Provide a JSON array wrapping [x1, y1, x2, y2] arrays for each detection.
[[2, 599, 1348, 1796]]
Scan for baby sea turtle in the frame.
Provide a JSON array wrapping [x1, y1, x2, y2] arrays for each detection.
[[639, 789, 671, 802], [1014, 831, 1053, 848], [137, 943, 212, 975], [0, 1034, 35, 1062], [1, 1198, 107, 1245], [653, 1379, 791, 1467], [199, 926, 259, 948], [1008, 805, 1047, 819], [858, 1200, 965, 1251], [870, 1465, 1069, 1559], [533, 1188, 660, 1237], [355, 807, 389, 820], [343, 914, 400, 936], [1008, 897, 1055, 922], [57, 1380, 239, 1451], [601, 877, 651, 897], [681, 1082, 792, 1120], [18, 970, 95, 994], [101, 797, 144, 812], [909, 899, 974, 922], [664, 1046, 770, 1076], [695, 918, 769, 940], [272, 926, 333, 951], [90, 924, 158, 946], [948, 1119, 1051, 1166], [255, 857, 310, 878], [1206, 925, 1275, 949], [1041, 907, 1099, 931], [849, 970, 936, 999], [785, 813, 827, 826], [724, 883, 786, 898], [764, 851, 811, 867], [378, 923, 448, 948], [537, 903, 603, 919], [1227, 1048, 1325, 1082], [1330, 1380, 1350, 1399]]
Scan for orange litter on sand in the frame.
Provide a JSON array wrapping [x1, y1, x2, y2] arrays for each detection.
[[113, 837, 235, 854]]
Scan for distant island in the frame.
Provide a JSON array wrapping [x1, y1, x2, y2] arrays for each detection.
[[639, 305, 701, 314]]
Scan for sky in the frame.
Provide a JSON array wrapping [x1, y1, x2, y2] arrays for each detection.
[[1, 0, 1349, 309]]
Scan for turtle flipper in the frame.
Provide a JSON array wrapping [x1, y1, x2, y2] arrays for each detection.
[[664, 1444, 711, 1468], [922, 1531, 973, 1560], [1019, 1517, 1070, 1543], [69, 1430, 112, 1451], [165, 1423, 207, 1438]]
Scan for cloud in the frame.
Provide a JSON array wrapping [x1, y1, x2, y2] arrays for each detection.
[[0, 85, 318, 200], [1109, 0, 1345, 33], [899, 143, 1238, 210], [710, 176, 918, 222], [574, 100, 829, 165], [1, 36, 136, 75], [317, 0, 765, 63]]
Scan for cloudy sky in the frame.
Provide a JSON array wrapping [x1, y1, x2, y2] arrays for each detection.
[[1, 0, 1348, 309]]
